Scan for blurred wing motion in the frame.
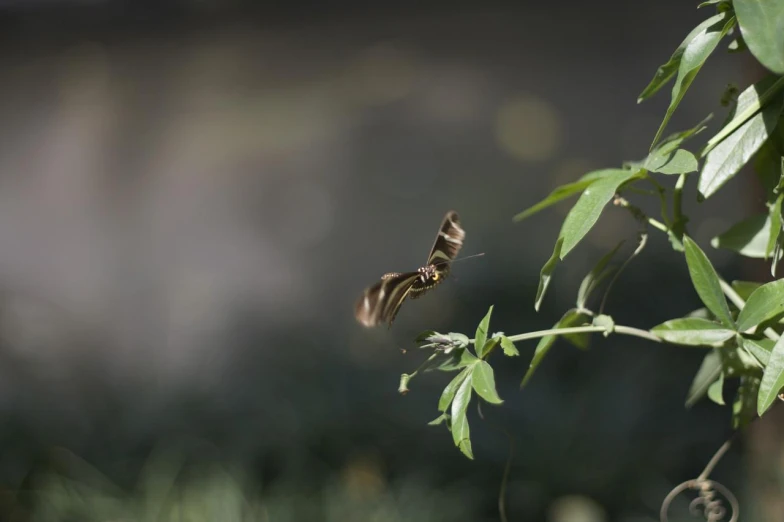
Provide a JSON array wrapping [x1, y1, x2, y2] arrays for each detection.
[[355, 211, 465, 328]]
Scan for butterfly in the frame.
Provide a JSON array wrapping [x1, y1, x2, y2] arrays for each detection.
[[355, 211, 465, 328]]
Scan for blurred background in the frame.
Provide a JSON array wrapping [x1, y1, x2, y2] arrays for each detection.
[[0, 0, 778, 520]]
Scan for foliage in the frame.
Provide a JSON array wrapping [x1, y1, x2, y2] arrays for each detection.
[[399, 0, 784, 464]]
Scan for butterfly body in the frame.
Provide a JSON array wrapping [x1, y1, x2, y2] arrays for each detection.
[[355, 211, 465, 328]]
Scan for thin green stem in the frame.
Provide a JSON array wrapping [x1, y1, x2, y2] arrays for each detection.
[[614, 196, 669, 233], [471, 324, 661, 346], [673, 173, 686, 223]]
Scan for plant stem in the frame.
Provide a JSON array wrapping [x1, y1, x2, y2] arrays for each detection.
[[471, 324, 661, 345], [614, 196, 669, 233]]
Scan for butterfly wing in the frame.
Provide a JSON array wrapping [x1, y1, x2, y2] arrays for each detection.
[[426, 210, 465, 268], [408, 211, 466, 300], [355, 271, 420, 328]]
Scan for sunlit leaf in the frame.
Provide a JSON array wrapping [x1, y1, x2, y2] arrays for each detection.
[[472, 361, 503, 405], [638, 13, 729, 103], [428, 412, 449, 426], [711, 213, 771, 258], [686, 350, 723, 407], [699, 84, 784, 197], [683, 236, 735, 327], [512, 169, 609, 222], [535, 237, 562, 311], [737, 279, 784, 331], [645, 148, 699, 175], [650, 12, 734, 148], [560, 169, 643, 258], [734, 0, 784, 74], [651, 318, 735, 346]]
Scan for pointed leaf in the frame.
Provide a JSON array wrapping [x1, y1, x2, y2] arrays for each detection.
[[686, 350, 723, 407], [433, 348, 479, 373], [472, 361, 503, 404], [560, 169, 643, 258], [522, 309, 590, 387], [737, 279, 784, 331], [438, 367, 471, 412], [651, 317, 735, 346], [451, 372, 474, 459], [707, 371, 725, 405], [638, 13, 729, 103], [734, 0, 784, 74], [650, 13, 734, 147], [711, 213, 771, 258], [758, 333, 784, 414], [535, 237, 562, 311], [576, 241, 624, 309], [500, 336, 519, 357], [475, 306, 493, 358], [683, 236, 735, 328], [699, 84, 784, 198], [512, 170, 609, 222]]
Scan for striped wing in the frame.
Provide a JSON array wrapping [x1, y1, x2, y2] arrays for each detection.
[[426, 211, 465, 267], [355, 272, 420, 328], [408, 211, 465, 299]]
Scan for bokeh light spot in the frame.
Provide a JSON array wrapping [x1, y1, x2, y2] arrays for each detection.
[[496, 95, 562, 162]]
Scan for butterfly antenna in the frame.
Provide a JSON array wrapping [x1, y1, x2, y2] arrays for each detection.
[[451, 252, 486, 264]]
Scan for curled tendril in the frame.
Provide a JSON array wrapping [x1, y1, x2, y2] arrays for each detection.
[[660, 479, 738, 522]]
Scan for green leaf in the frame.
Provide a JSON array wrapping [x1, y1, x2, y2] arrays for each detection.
[[438, 367, 471, 412], [699, 81, 784, 198], [732, 280, 763, 301], [736, 375, 761, 428], [638, 13, 729, 103], [559, 169, 643, 258], [651, 318, 735, 346], [734, 0, 784, 74], [645, 148, 699, 175], [475, 306, 493, 358], [686, 350, 723, 407], [650, 13, 734, 148], [451, 372, 474, 459], [683, 236, 735, 328], [576, 241, 623, 309], [434, 347, 479, 373], [521, 309, 590, 387], [767, 193, 784, 258], [472, 361, 503, 404], [740, 336, 773, 365], [535, 237, 562, 312], [707, 371, 725, 405], [513, 170, 610, 222], [428, 413, 449, 426], [758, 333, 784, 414], [711, 213, 771, 258], [737, 279, 784, 331], [500, 336, 520, 357]]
